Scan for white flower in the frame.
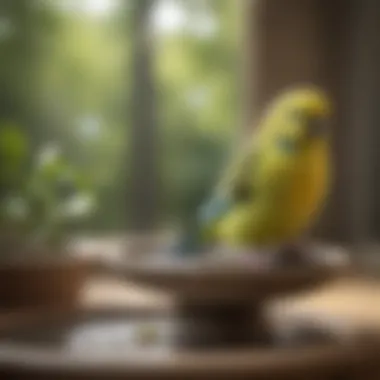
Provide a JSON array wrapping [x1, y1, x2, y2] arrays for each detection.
[[4, 197, 29, 221], [61, 193, 96, 219], [79, 116, 102, 140], [186, 87, 209, 109], [37, 143, 61, 168]]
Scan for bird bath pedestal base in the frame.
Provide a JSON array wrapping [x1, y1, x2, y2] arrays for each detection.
[[175, 301, 268, 348]]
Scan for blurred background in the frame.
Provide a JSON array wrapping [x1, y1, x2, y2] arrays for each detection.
[[1, 0, 380, 262], [0, 0, 242, 254]]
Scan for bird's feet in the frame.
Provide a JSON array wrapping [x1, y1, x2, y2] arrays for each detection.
[[271, 242, 315, 268], [208, 243, 320, 270], [206, 245, 274, 269]]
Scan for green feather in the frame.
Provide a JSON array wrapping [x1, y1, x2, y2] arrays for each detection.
[[173, 217, 204, 256], [173, 195, 232, 256], [198, 195, 232, 227], [276, 136, 298, 154]]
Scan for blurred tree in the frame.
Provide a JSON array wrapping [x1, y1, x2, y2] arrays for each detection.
[[0, 0, 60, 149], [128, 0, 159, 232], [156, 0, 241, 223]]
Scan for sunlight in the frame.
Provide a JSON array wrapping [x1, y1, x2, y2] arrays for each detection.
[[152, 0, 187, 34], [55, 0, 117, 16], [152, 0, 217, 38], [83, 0, 116, 15]]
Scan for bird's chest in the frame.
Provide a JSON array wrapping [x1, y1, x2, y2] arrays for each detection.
[[274, 146, 329, 225]]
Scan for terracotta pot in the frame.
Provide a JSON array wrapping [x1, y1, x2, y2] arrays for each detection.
[[0, 259, 90, 310]]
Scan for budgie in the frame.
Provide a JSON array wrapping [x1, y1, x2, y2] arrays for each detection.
[[175, 86, 332, 260]]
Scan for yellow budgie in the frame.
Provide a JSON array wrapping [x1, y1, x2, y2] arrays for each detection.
[[176, 86, 332, 258]]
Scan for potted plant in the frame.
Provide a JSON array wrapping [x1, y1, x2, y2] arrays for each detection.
[[0, 123, 96, 310]]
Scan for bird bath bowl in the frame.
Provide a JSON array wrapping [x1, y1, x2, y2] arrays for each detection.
[[98, 248, 352, 348]]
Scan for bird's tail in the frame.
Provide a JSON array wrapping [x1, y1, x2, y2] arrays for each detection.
[[172, 217, 204, 256]]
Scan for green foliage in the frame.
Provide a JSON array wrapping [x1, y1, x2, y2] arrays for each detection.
[[0, 125, 96, 254], [0, 123, 28, 188], [24, 144, 96, 249], [0, 0, 241, 232]]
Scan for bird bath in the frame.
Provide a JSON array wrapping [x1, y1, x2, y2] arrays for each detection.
[[98, 248, 351, 348]]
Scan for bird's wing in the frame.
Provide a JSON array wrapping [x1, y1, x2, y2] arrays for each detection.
[[218, 139, 259, 202], [198, 139, 259, 227]]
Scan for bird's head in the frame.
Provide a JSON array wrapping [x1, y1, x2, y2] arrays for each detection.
[[262, 86, 332, 152]]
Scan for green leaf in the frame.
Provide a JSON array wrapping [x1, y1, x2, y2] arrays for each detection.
[[0, 123, 28, 159], [0, 123, 28, 187]]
